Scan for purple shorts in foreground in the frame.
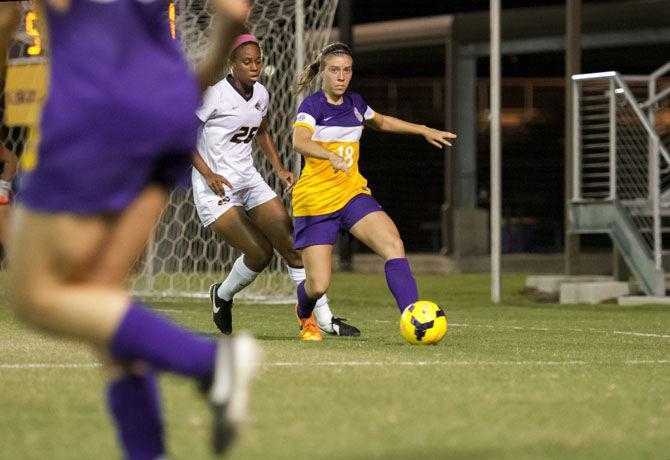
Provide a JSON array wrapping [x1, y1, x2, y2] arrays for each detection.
[[19, 149, 192, 214], [293, 194, 383, 250]]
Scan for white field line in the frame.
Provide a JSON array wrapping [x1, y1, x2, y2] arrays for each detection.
[[267, 360, 588, 367], [4, 324, 666, 370], [449, 323, 670, 339], [153, 312, 670, 339], [0, 363, 101, 369], [612, 330, 670, 338], [3, 360, 670, 370]]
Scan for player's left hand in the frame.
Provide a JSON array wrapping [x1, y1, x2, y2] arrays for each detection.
[[422, 127, 457, 149], [279, 168, 296, 194], [214, 0, 251, 23]]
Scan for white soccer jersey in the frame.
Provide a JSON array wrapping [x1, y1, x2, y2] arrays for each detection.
[[193, 76, 269, 194]]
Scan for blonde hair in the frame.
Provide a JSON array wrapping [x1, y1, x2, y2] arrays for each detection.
[[293, 42, 352, 93]]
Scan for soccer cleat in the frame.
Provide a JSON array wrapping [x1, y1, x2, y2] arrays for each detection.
[[210, 283, 233, 335], [0, 189, 11, 206], [200, 332, 262, 455], [318, 317, 361, 337], [296, 306, 323, 341]]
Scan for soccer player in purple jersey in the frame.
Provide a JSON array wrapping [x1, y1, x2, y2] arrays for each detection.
[[0, 0, 259, 457], [194, 34, 360, 337], [291, 43, 457, 341]]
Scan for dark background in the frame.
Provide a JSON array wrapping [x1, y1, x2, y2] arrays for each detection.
[[333, 1, 670, 253]]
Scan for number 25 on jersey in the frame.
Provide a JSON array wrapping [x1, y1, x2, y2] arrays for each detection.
[[231, 126, 259, 144]]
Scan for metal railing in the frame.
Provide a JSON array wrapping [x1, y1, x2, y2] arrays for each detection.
[[572, 70, 670, 273], [624, 63, 670, 203]]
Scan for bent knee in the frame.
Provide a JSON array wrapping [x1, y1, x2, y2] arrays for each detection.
[[245, 245, 274, 272], [283, 250, 303, 268], [383, 236, 405, 259], [7, 283, 54, 328]]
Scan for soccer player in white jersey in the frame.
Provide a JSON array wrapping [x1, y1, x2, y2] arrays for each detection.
[[193, 34, 360, 337]]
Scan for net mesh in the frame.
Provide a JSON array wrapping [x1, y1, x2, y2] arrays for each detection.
[[0, 3, 46, 270], [0, 1, 339, 303]]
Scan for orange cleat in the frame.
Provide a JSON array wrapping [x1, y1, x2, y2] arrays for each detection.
[[296, 306, 323, 341]]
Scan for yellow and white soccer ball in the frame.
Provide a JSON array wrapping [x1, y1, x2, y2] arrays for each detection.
[[399, 300, 447, 345]]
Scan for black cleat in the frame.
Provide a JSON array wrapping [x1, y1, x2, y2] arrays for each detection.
[[319, 317, 361, 337], [199, 333, 262, 455], [210, 283, 233, 335]]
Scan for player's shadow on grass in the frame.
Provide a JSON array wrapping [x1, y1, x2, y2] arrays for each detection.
[[249, 334, 301, 341], [200, 332, 321, 341], [345, 446, 501, 460], [252, 334, 371, 342]]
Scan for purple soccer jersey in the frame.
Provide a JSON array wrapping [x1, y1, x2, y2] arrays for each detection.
[[20, 0, 200, 214]]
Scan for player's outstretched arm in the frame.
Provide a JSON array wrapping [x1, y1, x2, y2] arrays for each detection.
[[256, 118, 296, 192], [292, 125, 349, 176], [364, 113, 457, 149], [196, 0, 250, 92]]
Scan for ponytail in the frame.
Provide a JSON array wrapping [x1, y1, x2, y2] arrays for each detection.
[[293, 42, 353, 93], [293, 59, 321, 93]]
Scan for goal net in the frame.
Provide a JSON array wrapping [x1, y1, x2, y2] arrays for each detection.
[[0, 1, 339, 303]]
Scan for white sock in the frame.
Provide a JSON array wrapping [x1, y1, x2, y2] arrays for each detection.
[[0, 180, 10, 199], [286, 265, 334, 331], [313, 296, 334, 332], [217, 255, 259, 301]]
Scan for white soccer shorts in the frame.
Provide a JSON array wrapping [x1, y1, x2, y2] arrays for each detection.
[[193, 179, 278, 227]]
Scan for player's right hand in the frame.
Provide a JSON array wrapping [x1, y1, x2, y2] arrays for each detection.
[[205, 172, 233, 197], [328, 153, 350, 176], [214, 0, 251, 23]]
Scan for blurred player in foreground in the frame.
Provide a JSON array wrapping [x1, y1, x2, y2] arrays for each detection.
[[194, 34, 360, 337], [0, 0, 260, 457], [291, 42, 456, 341]]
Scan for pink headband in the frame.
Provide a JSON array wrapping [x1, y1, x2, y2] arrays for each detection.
[[231, 34, 259, 54]]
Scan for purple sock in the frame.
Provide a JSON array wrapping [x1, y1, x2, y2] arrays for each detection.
[[296, 281, 318, 319], [110, 302, 216, 377], [384, 258, 419, 313], [107, 370, 164, 460]]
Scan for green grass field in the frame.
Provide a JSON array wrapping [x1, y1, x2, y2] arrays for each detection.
[[1, 273, 669, 460]]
